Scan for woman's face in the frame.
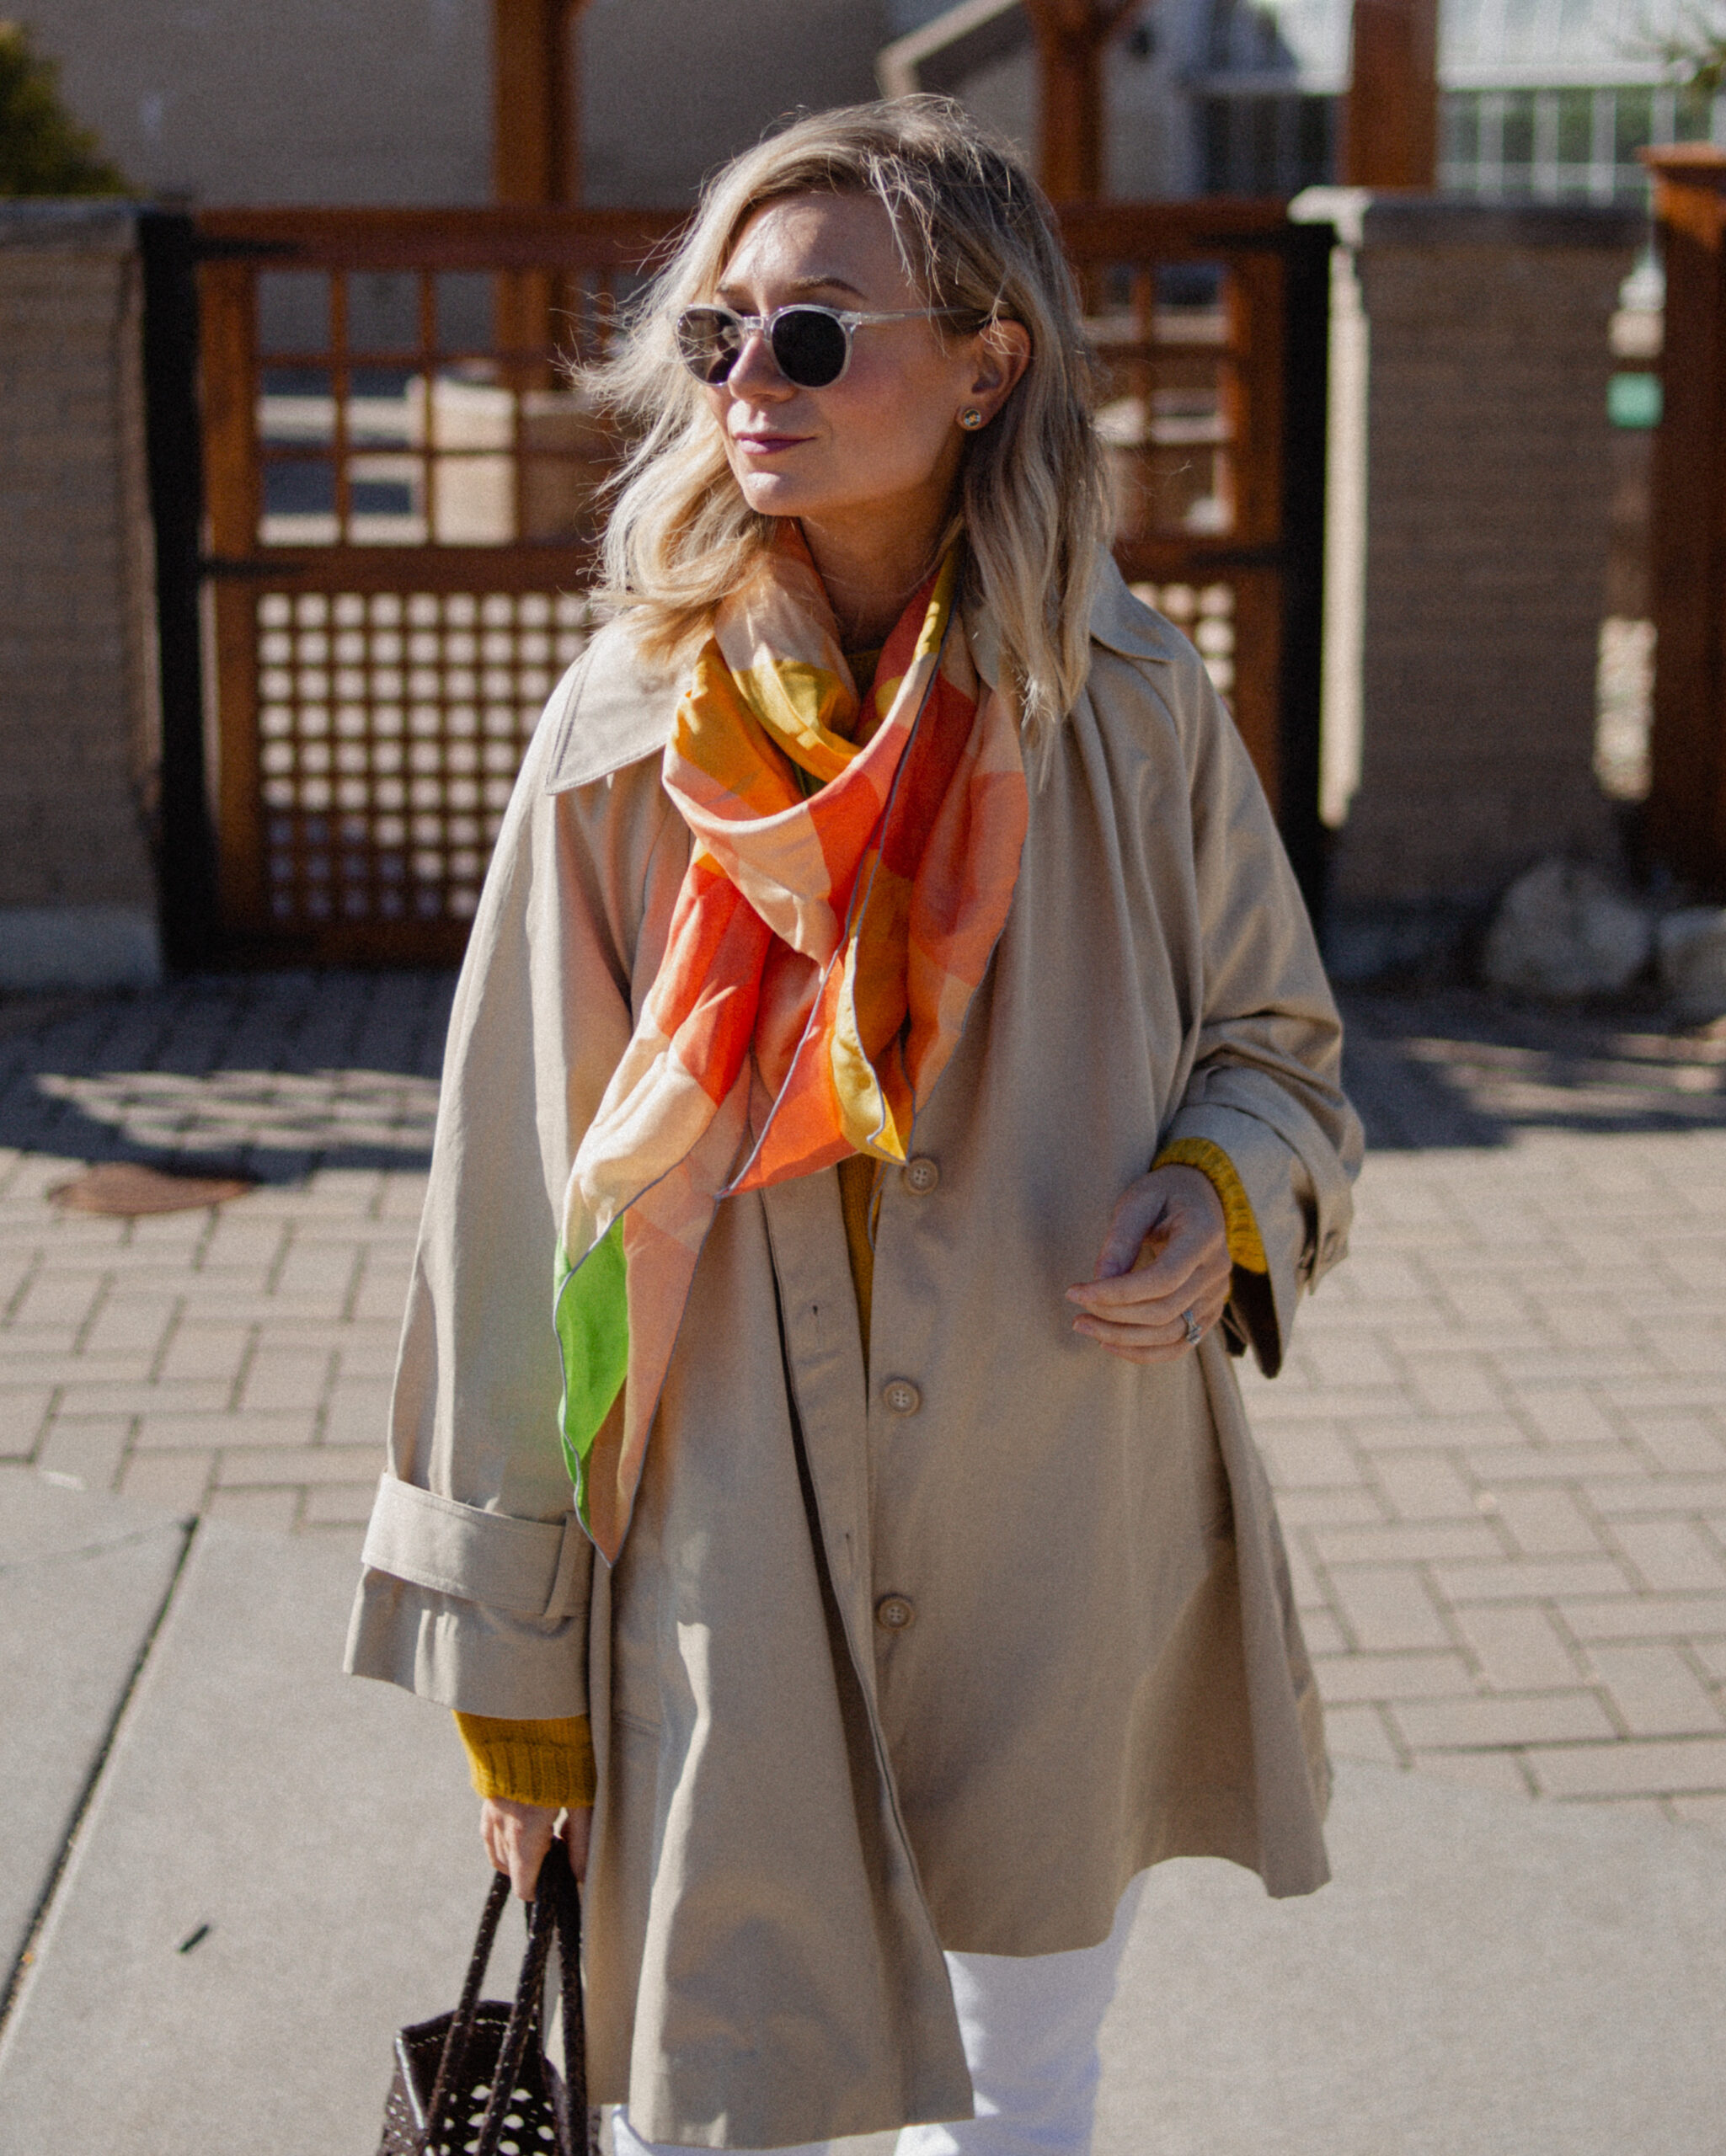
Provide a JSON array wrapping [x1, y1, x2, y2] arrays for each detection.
[[701, 190, 1026, 547]]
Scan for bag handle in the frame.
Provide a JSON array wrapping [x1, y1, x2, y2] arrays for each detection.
[[416, 1867, 512, 2152], [548, 1844, 589, 2134], [473, 1839, 587, 2156]]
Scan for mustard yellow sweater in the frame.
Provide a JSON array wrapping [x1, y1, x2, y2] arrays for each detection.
[[455, 1139, 1264, 1811]]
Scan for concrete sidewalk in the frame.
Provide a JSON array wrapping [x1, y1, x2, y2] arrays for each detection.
[[0, 1472, 188, 1981], [0, 1477, 509, 2156], [1094, 1758, 1726, 2156], [3, 1470, 1723, 2155], [1, 972, 1723, 2151]]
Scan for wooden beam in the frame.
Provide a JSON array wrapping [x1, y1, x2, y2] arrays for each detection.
[[492, 0, 590, 206], [1023, 0, 1139, 203], [1341, 0, 1439, 190], [491, 0, 593, 381], [1644, 147, 1726, 893]]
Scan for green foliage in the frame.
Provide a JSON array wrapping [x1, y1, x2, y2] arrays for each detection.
[[0, 19, 128, 196], [1683, 35, 1726, 92], [1643, 3, 1726, 91]]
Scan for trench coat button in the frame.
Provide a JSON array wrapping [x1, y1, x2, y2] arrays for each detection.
[[902, 1155, 940, 1194], [882, 1378, 922, 1416], [875, 1593, 916, 1633]]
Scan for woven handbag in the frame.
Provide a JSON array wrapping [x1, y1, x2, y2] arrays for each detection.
[[378, 1839, 595, 2156]]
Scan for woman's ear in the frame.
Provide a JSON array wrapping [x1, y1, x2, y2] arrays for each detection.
[[965, 319, 1031, 422]]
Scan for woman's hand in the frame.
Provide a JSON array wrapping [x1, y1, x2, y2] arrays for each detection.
[[1066, 1164, 1231, 1364], [481, 1798, 593, 1901]]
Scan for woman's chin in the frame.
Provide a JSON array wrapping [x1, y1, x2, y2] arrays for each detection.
[[736, 472, 815, 520]]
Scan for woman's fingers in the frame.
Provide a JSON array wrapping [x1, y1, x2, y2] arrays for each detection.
[[1092, 1178, 1172, 1280], [1076, 1289, 1226, 1351], [1071, 1215, 1225, 1317], [1076, 1267, 1229, 1341], [478, 1799, 592, 1900], [480, 1796, 560, 1901], [1074, 1230, 1214, 1313], [562, 1804, 594, 1885], [1078, 1286, 1226, 1342], [1076, 1289, 1229, 1361], [1068, 1165, 1231, 1360], [1073, 1166, 1224, 1291]]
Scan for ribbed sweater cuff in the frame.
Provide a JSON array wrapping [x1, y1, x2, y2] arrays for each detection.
[[453, 1712, 596, 1809], [1153, 1138, 1269, 1273]]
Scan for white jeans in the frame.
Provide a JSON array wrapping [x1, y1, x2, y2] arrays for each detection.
[[613, 1876, 1144, 2156]]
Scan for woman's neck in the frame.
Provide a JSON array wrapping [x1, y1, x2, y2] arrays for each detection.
[[798, 506, 954, 649]]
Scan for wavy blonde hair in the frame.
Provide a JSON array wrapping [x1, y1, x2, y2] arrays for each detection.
[[585, 96, 1111, 744]]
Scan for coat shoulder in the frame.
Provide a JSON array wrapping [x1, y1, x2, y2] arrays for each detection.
[[1082, 559, 1221, 768], [543, 614, 683, 795], [1086, 555, 1194, 670]]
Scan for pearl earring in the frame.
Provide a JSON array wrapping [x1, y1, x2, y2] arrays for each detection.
[[959, 407, 985, 430]]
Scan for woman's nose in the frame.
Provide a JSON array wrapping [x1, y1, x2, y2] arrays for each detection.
[[726, 328, 789, 398]]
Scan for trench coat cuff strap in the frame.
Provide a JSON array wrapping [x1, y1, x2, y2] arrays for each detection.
[[361, 1473, 588, 1620]]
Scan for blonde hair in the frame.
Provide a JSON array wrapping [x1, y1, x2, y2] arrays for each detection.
[[585, 96, 1111, 744]]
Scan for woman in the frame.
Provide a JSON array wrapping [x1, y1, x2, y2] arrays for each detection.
[[348, 97, 1360, 2156]]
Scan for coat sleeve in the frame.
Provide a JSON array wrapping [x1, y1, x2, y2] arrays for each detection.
[[1154, 645, 1365, 1378], [344, 663, 676, 1717]]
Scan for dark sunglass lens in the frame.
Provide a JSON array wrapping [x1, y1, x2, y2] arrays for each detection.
[[676, 309, 740, 385], [771, 308, 848, 387]]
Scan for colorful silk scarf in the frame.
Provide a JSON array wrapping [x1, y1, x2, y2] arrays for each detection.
[[554, 526, 1029, 1561]]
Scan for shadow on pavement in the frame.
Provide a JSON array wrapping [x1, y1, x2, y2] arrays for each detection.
[[0, 971, 457, 1184], [4, 971, 1722, 1176], [1344, 988, 1726, 1150]]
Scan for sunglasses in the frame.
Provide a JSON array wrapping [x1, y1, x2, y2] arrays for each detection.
[[675, 302, 969, 390]]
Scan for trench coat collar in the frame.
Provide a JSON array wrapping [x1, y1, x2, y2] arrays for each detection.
[[543, 547, 1174, 795]]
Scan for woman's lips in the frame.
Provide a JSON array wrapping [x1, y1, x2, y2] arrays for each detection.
[[735, 434, 808, 455]]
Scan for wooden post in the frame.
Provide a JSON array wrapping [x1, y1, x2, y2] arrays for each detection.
[[1644, 147, 1726, 894], [1341, 0, 1439, 189], [491, 0, 590, 387], [492, 0, 582, 206], [1022, 1, 1139, 203]]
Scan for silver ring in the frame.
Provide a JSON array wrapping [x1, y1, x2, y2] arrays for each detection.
[[1181, 1308, 1202, 1347]]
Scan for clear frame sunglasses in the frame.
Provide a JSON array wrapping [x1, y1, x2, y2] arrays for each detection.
[[674, 302, 970, 390]]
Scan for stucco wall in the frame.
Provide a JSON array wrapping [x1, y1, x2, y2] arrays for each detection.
[[582, 0, 889, 205], [24, 0, 1181, 211], [18, 0, 492, 206], [19, 0, 892, 211]]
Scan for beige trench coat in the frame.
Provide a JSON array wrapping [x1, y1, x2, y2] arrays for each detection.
[[346, 553, 1363, 2149]]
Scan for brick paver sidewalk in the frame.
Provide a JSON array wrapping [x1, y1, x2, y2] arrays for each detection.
[[1258, 992, 1726, 1827], [3, 973, 1723, 1824], [0, 972, 449, 1534]]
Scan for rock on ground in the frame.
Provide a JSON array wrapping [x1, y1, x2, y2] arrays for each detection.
[[1657, 907, 1726, 1024], [1482, 858, 1651, 1000]]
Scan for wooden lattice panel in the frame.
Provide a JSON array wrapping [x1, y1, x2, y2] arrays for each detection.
[[195, 204, 1323, 953], [1090, 264, 1245, 545], [1129, 579, 1237, 699], [254, 587, 593, 931]]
